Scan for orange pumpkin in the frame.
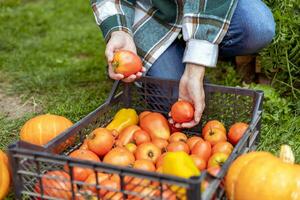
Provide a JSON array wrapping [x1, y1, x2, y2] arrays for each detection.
[[0, 151, 10, 200], [225, 145, 300, 200], [20, 114, 73, 146], [64, 150, 100, 182], [35, 170, 77, 199]]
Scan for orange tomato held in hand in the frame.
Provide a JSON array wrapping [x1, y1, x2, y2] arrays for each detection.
[[112, 50, 142, 77], [135, 142, 161, 163], [140, 112, 170, 140], [204, 128, 227, 146], [228, 122, 249, 145], [87, 128, 114, 157], [202, 120, 226, 138], [171, 100, 194, 123]]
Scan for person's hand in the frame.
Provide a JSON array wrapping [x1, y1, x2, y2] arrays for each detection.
[[170, 63, 206, 128], [105, 31, 145, 82]]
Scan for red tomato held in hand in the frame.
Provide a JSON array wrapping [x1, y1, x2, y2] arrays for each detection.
[[135, 142, 161, 163], [204, 128, 227, 146], [64, 149, 100, 182], [228, 122, 249, 145], [171, 100, 194, 123], [113, 50, 142, 77], [191, 141, 212, 162], [202, 120, 226, 138], [167, 141, 190, 154], [169, 132, 187, 143], [87, 128, 115, 157]]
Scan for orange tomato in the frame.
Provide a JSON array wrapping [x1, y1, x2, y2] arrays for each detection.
[[99, 179, 120, 197], [207, 152, 229, 168], [190, 154, 207, 171], [187, 136, 204, 150], [113, 50, 142, 77], [87, 128, 114, 156], [84, 172, 110, 193], [139, 111, 151, 121], [204, 128, 227, 146], [125, 143, 137, 153], [116, 125, 141, 146], [133, 159, 155, 172], [212, 142, 233, 155], [171, 100, 194, 123], [228, 122, 249, 145], [169, 132, 187, 143], [103, 147, 135, 167], [202, 120, 226, 138], [135, 142, 161, 163], [140, 112, 170, 140], [191, 141, 212, 162], [64, 149, 100, 182], [152, 138, 169, 151], [155, 152, 167, 168], [207, 166, 221, 177], [133, 130, 151, 145], [167, 141, 190, 154], [79, 139, 89, 150]]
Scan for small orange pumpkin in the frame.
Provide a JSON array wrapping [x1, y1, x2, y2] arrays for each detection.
[[20, 114, 73, 146]]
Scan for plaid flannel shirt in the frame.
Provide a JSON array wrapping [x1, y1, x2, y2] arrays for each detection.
[[91, 0, 238, 70]]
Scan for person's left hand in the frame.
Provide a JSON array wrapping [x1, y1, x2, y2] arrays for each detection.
[[169, 63, 206, 128]]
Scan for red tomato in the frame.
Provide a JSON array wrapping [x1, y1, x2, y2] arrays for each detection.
[[204, 128, 227, 146], [212, 142, 233, 155], [171, 100, 194, 123], [64, 149, 100, 182], [191, 141, 212, 161], [133, 159, 155, 172], [87, 128, 114, 156], [202, 120, 226, 138], [169, 132, 187, 143], [140, 112, 170, 140], [228, 122, 249, 145], [135, 142, 161, 163], [116, 125, 141, 146], [113, 50, 142, 77], [152, 138, 169, 151], [190, 154, 207, 171], [187, 136, 204, 150], [103, 147, 135, 167], [167, 141, 190, 154], [207, 152, 229, 168], [133, 130, 151, 145]]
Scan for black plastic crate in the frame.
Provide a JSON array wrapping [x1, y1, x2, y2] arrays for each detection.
[[8, 76, 263, 200]]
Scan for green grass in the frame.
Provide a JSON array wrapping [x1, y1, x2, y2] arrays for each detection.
[[0, 0, 299, 199]]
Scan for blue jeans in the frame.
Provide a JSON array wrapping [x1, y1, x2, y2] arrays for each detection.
[[147, 0, 275, 80]]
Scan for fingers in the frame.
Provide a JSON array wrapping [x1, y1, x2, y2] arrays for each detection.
[[108, 64, 124, 80], [194, 100, 205, 124], [105, 44, 116, 63], [122, 74, 137, 83]]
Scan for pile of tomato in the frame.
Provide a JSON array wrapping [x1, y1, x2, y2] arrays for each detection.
[[34, 101, 248, 200]]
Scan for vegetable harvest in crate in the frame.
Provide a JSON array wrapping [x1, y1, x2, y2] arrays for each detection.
[[7, 76, 267, 200]]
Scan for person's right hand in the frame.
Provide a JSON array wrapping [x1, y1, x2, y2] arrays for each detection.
[[105, 31, 145, 83]]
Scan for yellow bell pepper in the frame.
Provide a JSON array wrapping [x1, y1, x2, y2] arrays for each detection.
[[106, 108, 138, 134], [162, 152, 200, 200]]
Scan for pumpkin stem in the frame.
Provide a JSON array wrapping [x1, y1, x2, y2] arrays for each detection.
[[279, 145, 295, 164]]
